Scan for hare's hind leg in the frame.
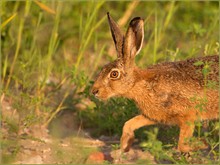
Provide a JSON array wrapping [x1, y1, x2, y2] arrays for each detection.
[[178, 121, 195, 152], [178, 120, 209, 153], [121, 115, 155, 152]]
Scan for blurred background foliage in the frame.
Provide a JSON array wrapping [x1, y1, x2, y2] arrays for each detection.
[[0, 0, 219, 159]]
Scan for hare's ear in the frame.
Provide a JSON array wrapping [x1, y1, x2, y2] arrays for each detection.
[[123, 17, 144, 67], [107, 12, 124, 59]]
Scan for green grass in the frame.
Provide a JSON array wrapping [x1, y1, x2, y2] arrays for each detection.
[[1, 1, 219, 164]]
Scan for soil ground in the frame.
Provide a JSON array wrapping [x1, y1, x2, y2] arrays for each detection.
[[1, 97, 219, 164]]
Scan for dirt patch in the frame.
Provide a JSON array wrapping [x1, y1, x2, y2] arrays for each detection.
[[1, 97, 219, 164]]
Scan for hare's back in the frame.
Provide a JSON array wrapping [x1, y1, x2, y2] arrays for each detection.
[[148, 55, 219, 86], [176, 55, 218, 84], [140, 55, 219, 122]]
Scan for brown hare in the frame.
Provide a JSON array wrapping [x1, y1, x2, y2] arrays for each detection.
[[91, 13, 219, 153]]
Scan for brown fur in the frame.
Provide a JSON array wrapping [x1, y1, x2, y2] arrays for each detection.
[[91, 13, 219, 153], [127, 55, 219, 123]]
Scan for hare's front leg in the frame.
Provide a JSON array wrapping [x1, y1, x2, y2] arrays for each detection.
[[121, 115, 155, 152]]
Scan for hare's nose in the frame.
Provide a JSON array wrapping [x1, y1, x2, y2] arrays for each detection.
[[92, 88, 99, 96]]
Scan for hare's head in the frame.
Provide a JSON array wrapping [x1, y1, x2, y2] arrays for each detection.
[[91, 13, 144, 100]]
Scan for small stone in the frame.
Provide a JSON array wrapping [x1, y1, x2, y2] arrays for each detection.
[[87, 151, 113, 164]]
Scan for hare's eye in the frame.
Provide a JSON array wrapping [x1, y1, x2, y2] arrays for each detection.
[[110, 70, 120, 79]]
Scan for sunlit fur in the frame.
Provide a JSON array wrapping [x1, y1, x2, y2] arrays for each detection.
[[92, 13, 219, 153]]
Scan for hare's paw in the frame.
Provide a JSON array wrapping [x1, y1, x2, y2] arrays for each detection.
[[178, 143, 193, 153], [178, 137, 209, 153], [120, 133, 134, 152], [192, 138, 209, 150]]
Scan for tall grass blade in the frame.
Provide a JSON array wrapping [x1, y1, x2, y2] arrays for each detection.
[[89, 44, 106, 80], [153, 9, 158, 64], [41, 2, 61, 86], [74, 0, 105, 75], [34, 0, 56, 15], [4, 0, 32, 91], [1, 13, 17, 29]]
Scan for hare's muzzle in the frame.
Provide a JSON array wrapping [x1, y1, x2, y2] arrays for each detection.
[[91, 87, 99, 97]]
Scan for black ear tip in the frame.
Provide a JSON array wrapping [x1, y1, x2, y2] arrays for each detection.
[[130, 17, 144, 26], [107, 12, 111, 20], [131, 17, 144, 22], [133, 17, 142, 20]]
